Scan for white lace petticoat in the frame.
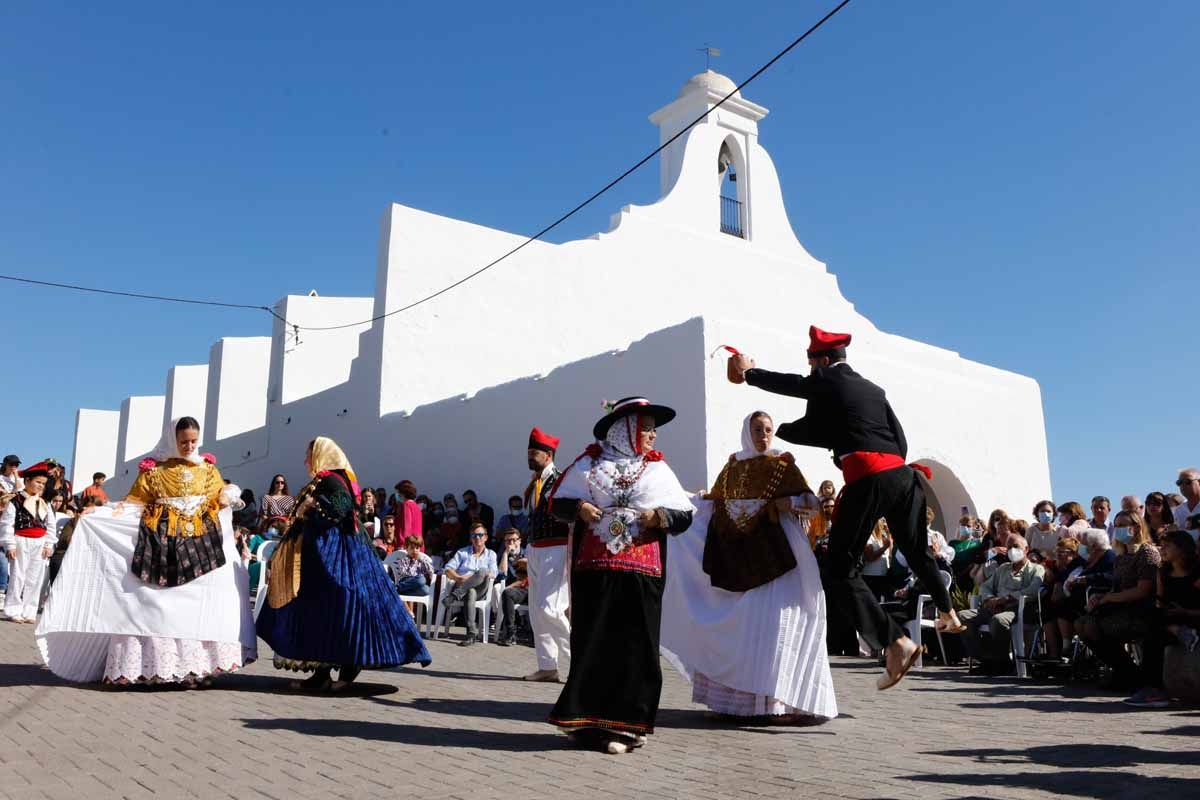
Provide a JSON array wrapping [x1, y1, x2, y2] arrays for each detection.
[[103, 635, 253, 684], [692, 671, 798, 717]]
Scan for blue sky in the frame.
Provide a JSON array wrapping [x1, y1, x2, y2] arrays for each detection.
[[2, 1, 1196, 508]]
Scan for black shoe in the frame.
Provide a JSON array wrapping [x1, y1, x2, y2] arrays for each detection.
[[497, 636, 512, 647], [458, 635, 477, 647]]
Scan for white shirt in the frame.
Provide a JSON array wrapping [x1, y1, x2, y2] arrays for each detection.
[[0, 493, 58, 551], [1175, 500, 1200, 532], [0, 473, 23, 495]]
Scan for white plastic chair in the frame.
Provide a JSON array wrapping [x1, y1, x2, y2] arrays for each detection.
[[251, 540, 279, 621], [381, 550, 435, 636], [434, 576, 497, 642], [903, 570, 953, 669]]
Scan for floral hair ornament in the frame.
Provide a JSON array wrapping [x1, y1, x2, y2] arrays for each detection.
[[201, 453, 217, 465], [138, 458, 158, 473]]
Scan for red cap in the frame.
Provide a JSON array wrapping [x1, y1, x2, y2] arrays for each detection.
[[18, 461, 52, 480], [807, 325, 852, 355], [529, 427, 560, 453]]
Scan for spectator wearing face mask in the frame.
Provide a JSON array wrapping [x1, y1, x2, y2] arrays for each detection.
[[958, 534, 1044, 675], [970, 510, 1011, 587], [435, 502, 465, 560], [1124, 530, 1200, 708], [1076, 511, 1161, 691], [1045, 529, 1114, 659], [497, 495, 529, 540], [1027, 500, 1059, 557]]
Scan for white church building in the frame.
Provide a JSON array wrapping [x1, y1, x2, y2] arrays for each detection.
[[71, 70, 1052, 529]]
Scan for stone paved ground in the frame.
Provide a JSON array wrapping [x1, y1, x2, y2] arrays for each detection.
[[0, 621, 1196, 800]]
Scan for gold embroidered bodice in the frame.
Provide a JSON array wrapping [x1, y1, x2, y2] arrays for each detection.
[[708, 454, 811, 533], [126, 458, 224, 537]]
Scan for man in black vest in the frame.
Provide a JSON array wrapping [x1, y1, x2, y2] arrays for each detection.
[[728, 326, 965, 689]]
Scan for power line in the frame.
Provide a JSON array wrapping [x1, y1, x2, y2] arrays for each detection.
[[0, 274, 270, 312], [295, 0, 853, 332], [1, 0, 853, 332]]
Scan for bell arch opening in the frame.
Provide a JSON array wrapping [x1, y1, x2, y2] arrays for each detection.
[[913, 458, 976, 539], [717, 137, 746, 238]]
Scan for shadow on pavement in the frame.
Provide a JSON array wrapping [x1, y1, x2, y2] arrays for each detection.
[[0, 662, 67, 688], [903, 743, 1200, 797], [239, 717, 569, 752]]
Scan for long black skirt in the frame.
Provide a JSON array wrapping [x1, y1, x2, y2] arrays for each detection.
[[548, 569, 664, 736]]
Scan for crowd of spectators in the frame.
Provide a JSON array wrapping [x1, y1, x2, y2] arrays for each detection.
[[8, 449, 1199, 709], [809, 466, 1200, 709]]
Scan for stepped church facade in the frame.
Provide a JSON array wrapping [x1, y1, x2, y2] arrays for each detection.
[[71, 71, 1052, 527]]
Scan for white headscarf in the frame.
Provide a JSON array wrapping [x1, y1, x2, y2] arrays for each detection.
[[603, 413, 646, 460], [733, 411, 782, 461], [151, 415, 204, 465]]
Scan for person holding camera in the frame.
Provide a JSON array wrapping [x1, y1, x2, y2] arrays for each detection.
[[496, 528, 528, 646]]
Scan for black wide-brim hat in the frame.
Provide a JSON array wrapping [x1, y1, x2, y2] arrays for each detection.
[[593, 397, 677, 440]]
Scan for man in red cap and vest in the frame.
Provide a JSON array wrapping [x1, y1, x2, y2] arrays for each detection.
[[728, 326, 965, 689], [1, 461, 58, 623], [522, 426, 572, 682]]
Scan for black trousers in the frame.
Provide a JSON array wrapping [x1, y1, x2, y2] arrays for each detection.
[[824, 466, 952, 651]]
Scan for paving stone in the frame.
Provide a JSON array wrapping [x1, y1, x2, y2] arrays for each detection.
[[0, 622, 1197, 799]]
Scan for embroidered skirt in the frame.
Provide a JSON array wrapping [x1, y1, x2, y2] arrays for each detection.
[[549, 569, 665, 736], [131, 516, 226, 587], [255, 522, 431, 671]]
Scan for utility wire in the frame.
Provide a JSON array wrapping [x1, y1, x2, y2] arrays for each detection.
[[0, 274, 271, 312], [1, 0, 853, 332], [295, 0, 853, 331]]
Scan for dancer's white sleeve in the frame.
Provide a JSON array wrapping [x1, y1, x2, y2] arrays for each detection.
[[0, 503, 14, 551], [42, 510, 58, 548]]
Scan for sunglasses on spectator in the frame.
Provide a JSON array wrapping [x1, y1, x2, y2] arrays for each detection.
[[1178, 478, 1199, 487], [469, 533, 486, 539]]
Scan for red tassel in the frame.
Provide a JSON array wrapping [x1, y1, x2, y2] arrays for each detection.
[[909, 463, 933, 481]]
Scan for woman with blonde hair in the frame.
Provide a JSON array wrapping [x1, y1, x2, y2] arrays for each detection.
[[256, 437, 430, 691], [1076, 510, 1160, 690]]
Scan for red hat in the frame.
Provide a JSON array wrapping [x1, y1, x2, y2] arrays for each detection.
[[807, 325, 852, 356], [529, 427, 560, 453], [18, 461, 52, 480]]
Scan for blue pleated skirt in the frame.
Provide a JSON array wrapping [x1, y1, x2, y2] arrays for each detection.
[[256, 524, 431, 670]]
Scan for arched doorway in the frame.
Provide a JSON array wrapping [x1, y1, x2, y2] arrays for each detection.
[[913, 458, 976, 538]]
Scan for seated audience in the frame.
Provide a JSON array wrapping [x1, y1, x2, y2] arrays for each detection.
[[374, 514, 400, 558], [1076, 510, 1161, 690], [1173, 468, 1200, 538], [444, 522, 498, 646], [1144, 492, 1175, 543], [496, 495, 529, 540], [496, 528, 529, 646], [862, 518, 893, 600], [1027, 499, 1059, 557], [1125, 530, 1200, 708], [393, 535, 435, 599], [1056, 501, 1091, 542], [958, 534, 1044, 675]]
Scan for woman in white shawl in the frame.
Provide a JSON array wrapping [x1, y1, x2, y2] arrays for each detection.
[[661, 411, 838, 722], [547, 397, 694, 754], [36, 416, 256, 685]]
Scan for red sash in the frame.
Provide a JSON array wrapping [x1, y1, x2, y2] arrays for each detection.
[[15, 527, 46, 539], [839, 452, 933, 485]]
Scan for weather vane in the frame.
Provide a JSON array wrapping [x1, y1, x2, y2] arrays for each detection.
[[697, 44, 720, 71]]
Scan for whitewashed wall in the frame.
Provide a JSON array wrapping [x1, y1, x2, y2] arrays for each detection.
[[163, 364, 209, 432], [72, 71, 1052, 518], [70, 409, 120, 490]]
